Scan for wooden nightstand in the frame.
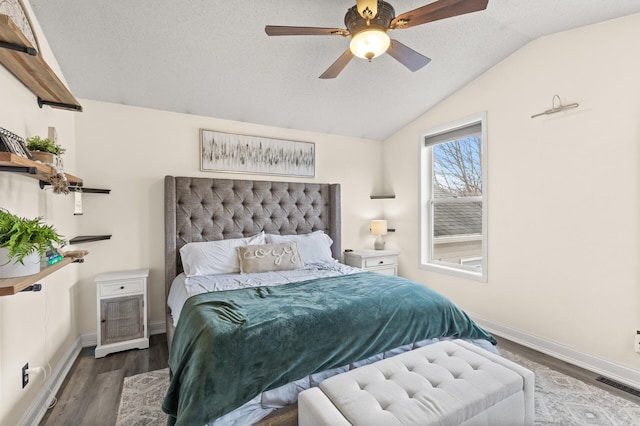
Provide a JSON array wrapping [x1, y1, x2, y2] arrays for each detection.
[[94, 269, 149, 358], [344, 249, 400, 276]]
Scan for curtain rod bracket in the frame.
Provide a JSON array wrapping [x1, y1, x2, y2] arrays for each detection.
[[531, 94, 579, 119]]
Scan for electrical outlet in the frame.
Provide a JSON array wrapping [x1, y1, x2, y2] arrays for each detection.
[[635, 331, 640, 354], [22, 363, 29, 388]]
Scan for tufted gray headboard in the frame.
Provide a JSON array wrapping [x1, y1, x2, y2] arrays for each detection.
[[164, 176, 341, 345]]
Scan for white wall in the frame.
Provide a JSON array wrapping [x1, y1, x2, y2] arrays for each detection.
[[383, 13, 640, 378], [73, 100, 383, 335], [0, 2, 81, 423]]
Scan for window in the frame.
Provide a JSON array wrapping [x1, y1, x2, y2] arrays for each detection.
[[420, 113, 487, 281]]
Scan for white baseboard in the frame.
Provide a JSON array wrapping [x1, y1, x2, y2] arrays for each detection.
[[149, 319, 167, 336], [80, 320, 166, 347], [22, 320, 168, 425], [471, 314, 640, 390], [19, 336, 83, 426]]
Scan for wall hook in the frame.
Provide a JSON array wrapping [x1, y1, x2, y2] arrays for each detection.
[[531, 94, 579, 118]]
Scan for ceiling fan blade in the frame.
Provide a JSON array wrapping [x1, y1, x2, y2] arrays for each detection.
[[386, 39, 431, 72], [319, 49, 354, 79], [391, 0, 488, 29], [265, 26, 346, 36], [356, 0, 378, 20]]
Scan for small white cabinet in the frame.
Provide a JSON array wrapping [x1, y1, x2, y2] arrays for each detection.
[[344, 250, 400, 276], [95, 269, 149, 358]]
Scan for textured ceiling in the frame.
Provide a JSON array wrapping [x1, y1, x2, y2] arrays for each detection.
[[28, 1, 640, 141]]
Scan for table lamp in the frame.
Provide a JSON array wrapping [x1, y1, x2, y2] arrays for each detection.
[[371, 220, 387, 250]]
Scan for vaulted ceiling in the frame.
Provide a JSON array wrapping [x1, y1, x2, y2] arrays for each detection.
[[29, 1, 640, 140]]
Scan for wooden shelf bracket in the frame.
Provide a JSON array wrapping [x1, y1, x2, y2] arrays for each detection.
[[37, 97, 83, 112], [0, 39, 36, 55]]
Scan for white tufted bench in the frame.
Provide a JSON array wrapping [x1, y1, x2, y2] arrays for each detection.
[[298, 339, 534, 426]]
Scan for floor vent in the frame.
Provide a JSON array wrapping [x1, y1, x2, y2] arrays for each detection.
[[596, 376, 640, 397]]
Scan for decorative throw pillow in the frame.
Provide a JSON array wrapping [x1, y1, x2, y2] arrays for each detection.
[[180, 232, 266, 277], [237, 242, 303, 274], [266, 230, 335, 264]]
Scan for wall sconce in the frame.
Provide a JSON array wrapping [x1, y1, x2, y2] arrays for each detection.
[[370, 219, 387, 250]]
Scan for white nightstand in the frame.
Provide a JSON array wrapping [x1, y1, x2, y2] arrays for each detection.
[[344, 249, 400, 276], [94, 269, 149, 358]]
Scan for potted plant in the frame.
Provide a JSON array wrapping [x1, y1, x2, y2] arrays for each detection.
[[25, 135, 66, 164], [0, 209, 65, 278]]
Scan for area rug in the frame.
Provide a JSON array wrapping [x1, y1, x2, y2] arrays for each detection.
[[116, 369, 168, 426], [500, 349, 640, 425], [116, 350, 640, 426]]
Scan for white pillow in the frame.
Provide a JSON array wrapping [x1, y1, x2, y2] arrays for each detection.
[[180, 232, 265, 277], [266, 231, 335, 265]]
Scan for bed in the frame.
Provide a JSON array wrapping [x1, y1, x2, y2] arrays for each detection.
[[162, 176, 496, 426]]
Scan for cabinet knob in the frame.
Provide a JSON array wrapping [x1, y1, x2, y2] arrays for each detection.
[[120, 286, 125, 290], [378, 261, 384, 265], [101, 319, 106, 323]]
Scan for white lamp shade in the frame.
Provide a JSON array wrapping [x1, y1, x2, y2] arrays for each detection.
[[370, 220, 388, 236], [350, 28, 390, 60]]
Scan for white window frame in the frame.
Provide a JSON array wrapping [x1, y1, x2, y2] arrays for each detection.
[[419, 112, 488, 282]]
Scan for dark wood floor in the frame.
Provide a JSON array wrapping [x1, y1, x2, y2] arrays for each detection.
[[40, 334, 169, 426], [39, 334, 640, 425]]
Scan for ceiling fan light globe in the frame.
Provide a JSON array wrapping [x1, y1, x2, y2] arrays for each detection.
[[350, 28, 390, 60]]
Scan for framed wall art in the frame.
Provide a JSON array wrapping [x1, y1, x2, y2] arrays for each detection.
[[200, 129, 315, 178]]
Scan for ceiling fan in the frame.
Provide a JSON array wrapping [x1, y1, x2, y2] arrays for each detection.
[[265, 0, 489, 79]]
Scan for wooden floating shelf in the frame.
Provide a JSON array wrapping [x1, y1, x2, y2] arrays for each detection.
[[0, 256, 82, 296], [0, 14, 82, 111], [0, 152, 82, 185]]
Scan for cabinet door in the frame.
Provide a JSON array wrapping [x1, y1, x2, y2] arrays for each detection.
[[100, 295, 144, 345]]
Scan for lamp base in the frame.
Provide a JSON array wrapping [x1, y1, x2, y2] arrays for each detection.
[[374, 236, 385, 250]]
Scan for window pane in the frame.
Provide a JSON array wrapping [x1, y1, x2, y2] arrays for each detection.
[[433, 136, 482, 198], [432, 200, 483, 267], [433, 200, 482, 238], [421, 116, 486, 281], [431, 136, 483, 269]]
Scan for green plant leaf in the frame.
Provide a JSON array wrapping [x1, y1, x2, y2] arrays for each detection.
[[25, 135, 66, 155], [0, 209, 65, 265]]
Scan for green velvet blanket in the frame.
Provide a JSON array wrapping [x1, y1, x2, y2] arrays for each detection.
[[162, 272, 495, 425]]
